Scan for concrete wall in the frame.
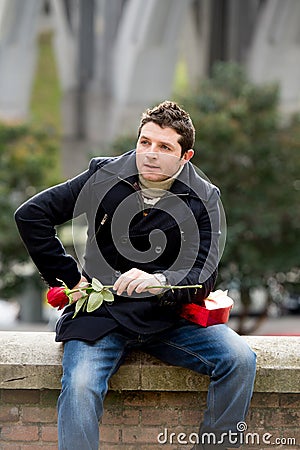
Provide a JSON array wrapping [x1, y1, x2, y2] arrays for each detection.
[[0, 332, 299, 449]]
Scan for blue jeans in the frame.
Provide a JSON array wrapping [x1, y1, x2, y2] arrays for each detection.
[[57, 323, 256, 450]]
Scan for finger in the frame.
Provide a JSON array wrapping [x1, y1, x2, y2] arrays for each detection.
[[113, 269, 143, 294], [113, 272, 129, 292], [113, 277, 121, 292], [134, 280, 151, 294], [137, 283, 162, 295], [126, 278, 143, 296], [115, 274, 139, 296], [115, 277, 130, 295], [117, 275, 149, 296], [70, 290, 85, 303]]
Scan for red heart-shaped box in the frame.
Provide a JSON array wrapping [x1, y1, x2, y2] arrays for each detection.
[[180, 290, 234, 327]]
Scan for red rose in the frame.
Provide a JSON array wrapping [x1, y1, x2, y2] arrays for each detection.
[[47, 287, 69, 310]]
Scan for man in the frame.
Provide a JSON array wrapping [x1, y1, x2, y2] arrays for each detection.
[[15, 101, 256, 450]]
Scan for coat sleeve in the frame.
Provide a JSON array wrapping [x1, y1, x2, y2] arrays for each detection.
[[162, 187, 221, 304], [14, 158, 101, 289]]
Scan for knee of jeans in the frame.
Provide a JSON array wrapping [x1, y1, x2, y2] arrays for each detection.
[[242, 347, 256, 374], [232, 345, 257, 376], [70, 366, 90, 393], [67, 361, 104, 400], [220, 343, 257, 378]]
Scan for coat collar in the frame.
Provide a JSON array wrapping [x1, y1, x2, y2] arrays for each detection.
[[92, 149, 217, 202]]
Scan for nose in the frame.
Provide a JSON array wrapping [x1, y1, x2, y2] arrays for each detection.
[[146, 144, 160, 157]]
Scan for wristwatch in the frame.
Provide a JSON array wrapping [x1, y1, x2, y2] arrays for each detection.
[[153, 273, 167, 287]]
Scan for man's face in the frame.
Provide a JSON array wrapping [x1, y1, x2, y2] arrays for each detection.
[[136, 122, 194, 182]]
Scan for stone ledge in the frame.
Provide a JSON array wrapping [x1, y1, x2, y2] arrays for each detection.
[[0, 331, 299, 393]]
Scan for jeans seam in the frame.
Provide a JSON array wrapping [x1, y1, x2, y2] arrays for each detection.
[[210, 383, 215, 427], [105, 347, 128, 382], [158, 339, 216, 369]]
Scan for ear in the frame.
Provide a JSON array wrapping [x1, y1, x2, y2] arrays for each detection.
[[181, 149, 194, 163]]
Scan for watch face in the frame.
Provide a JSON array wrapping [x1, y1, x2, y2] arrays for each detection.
[[155, 274, 167, 285]]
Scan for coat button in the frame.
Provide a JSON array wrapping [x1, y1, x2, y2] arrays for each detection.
[[114, 270, 121, 277], [155, 246, 162, 254], [121, 236, 128, 244]]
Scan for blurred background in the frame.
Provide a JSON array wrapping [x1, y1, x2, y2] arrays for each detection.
[[0, 0, 299, 335]]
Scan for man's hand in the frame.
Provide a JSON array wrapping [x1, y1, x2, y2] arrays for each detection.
[[70, 276, 88, 303], [113, 268, 165, 296]]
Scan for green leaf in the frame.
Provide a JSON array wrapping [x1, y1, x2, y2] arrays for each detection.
[[92, 278, 104, 292], [72, 296, 87, 318], [102, 289, 114, 303], [87, 292, 104, 312]]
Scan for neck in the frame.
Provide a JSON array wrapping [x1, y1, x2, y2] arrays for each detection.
[[139, 165, 184, 193]]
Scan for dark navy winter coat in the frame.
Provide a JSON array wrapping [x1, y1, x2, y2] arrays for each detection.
[[15, 150, 221, 341]]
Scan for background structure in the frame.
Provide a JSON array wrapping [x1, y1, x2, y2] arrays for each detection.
[[1, 0, 300, 175]]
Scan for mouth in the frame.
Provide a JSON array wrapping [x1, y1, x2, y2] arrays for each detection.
[[143, 164, 160, 170]]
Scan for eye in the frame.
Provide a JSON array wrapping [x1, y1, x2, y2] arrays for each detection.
[[141, 139, 150, 145], [161, 144, 171, 151]]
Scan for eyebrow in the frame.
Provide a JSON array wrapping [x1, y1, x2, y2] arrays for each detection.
[[139, 134, 177, 149]]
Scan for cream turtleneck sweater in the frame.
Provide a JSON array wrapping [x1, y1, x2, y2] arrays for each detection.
[[138, 166, 184, 207]]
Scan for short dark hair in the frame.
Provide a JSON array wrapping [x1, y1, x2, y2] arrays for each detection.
[[138, 100, 195, 156]]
